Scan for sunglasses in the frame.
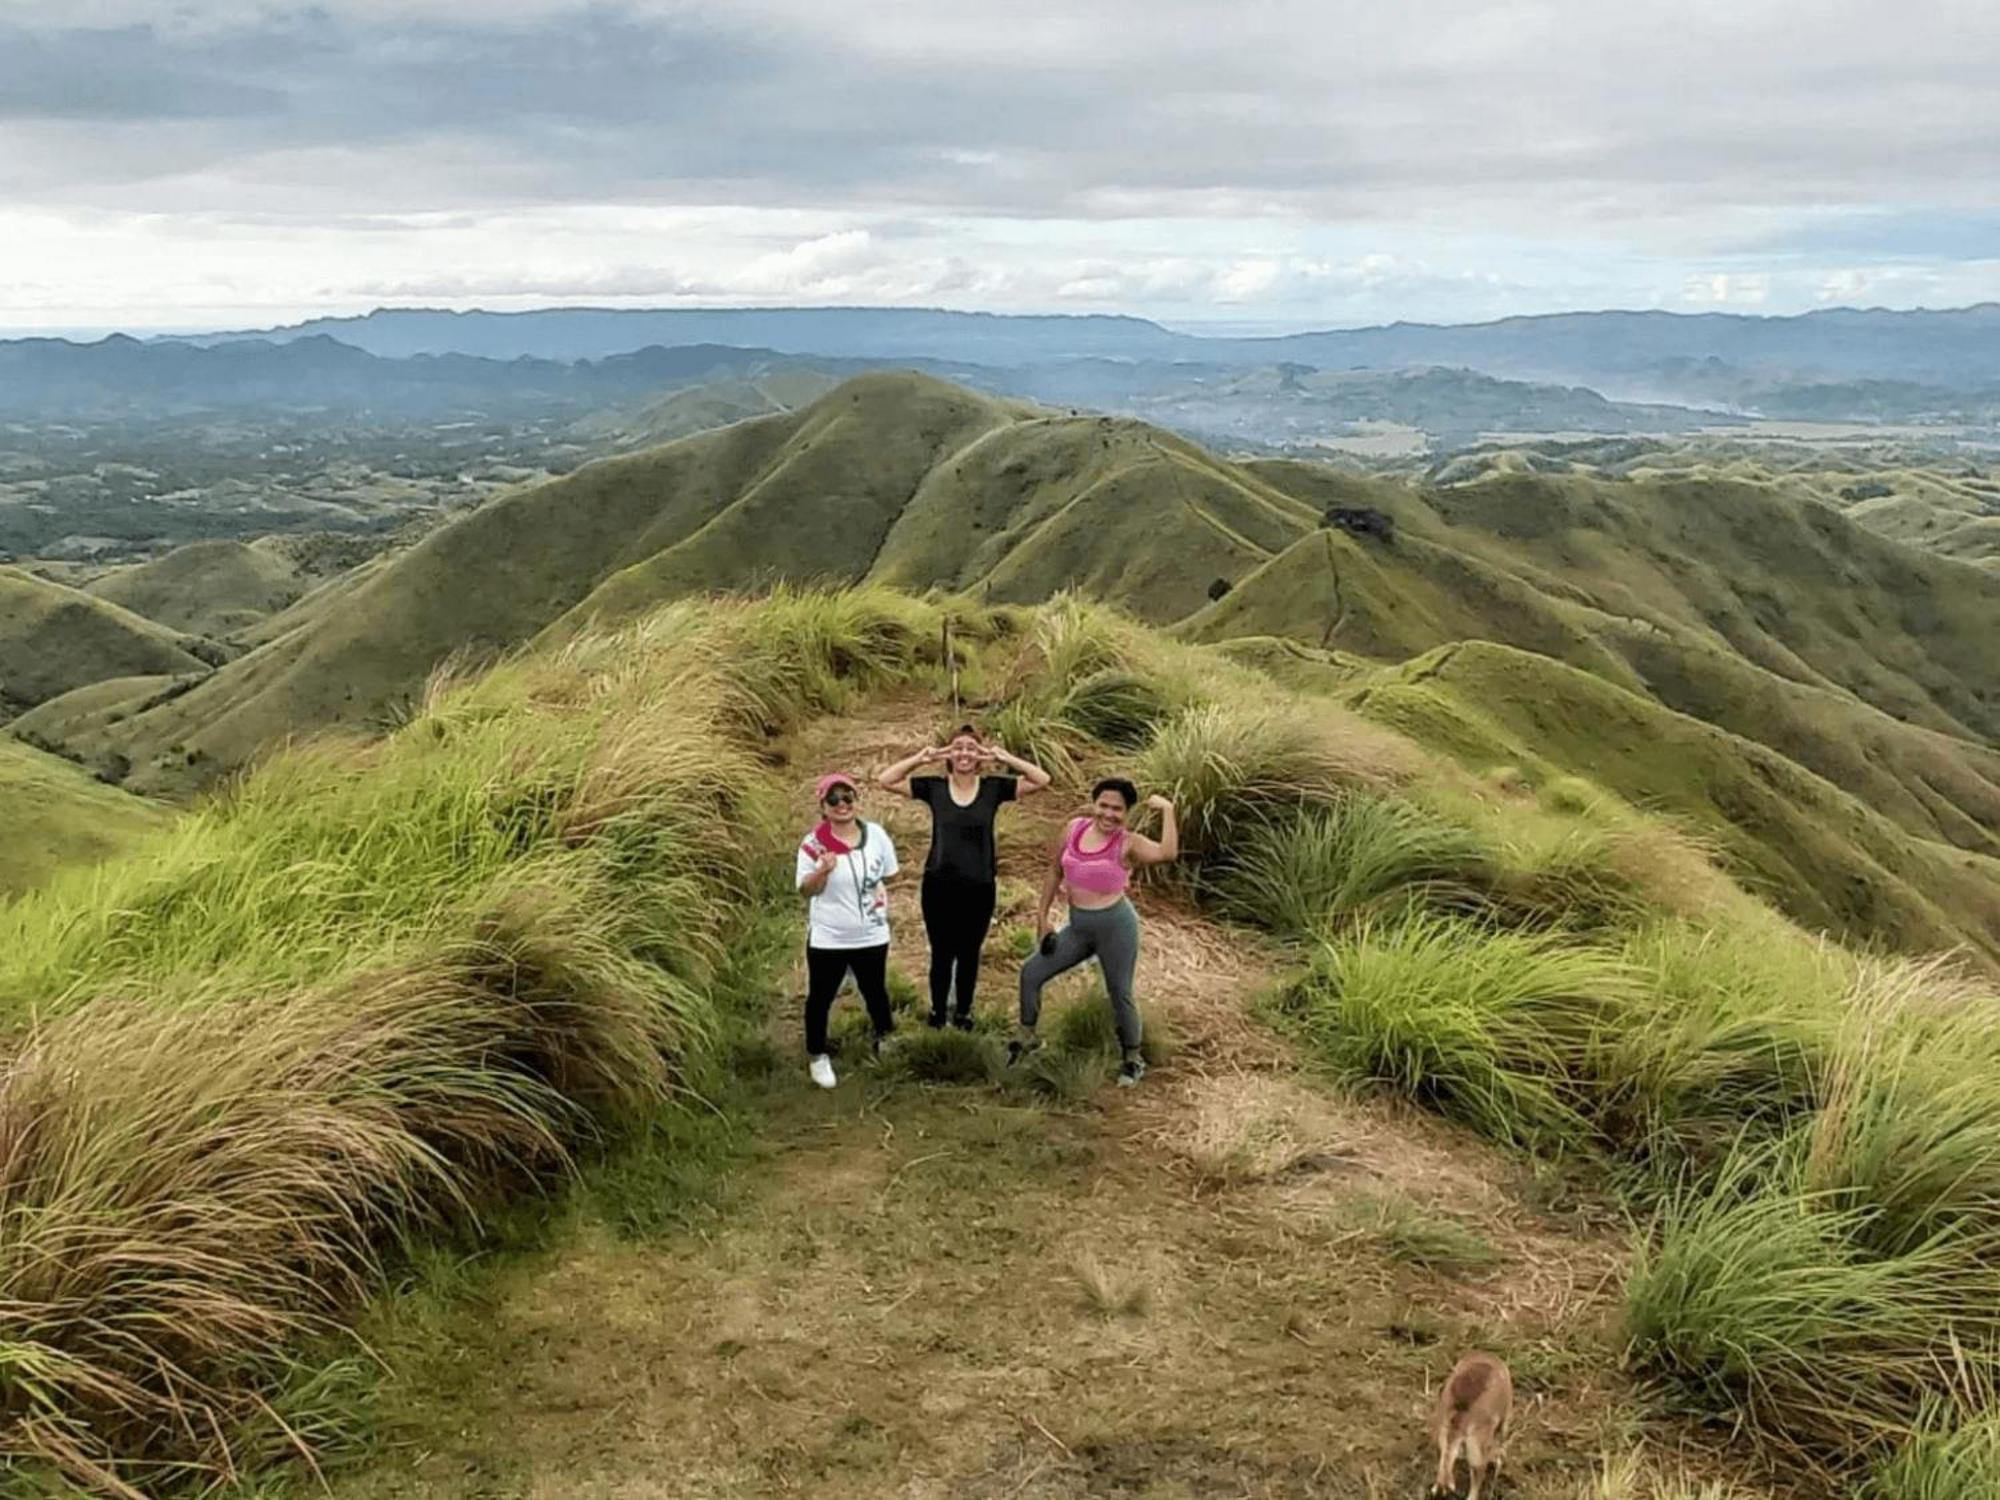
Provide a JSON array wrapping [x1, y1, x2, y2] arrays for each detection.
[[823, 789, 856, 806]]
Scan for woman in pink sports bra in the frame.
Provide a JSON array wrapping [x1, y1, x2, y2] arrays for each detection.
[[1012, 777, 1179, 1087]]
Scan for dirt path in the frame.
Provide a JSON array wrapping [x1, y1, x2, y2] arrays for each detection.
[[330, 701, 1744, 1499]]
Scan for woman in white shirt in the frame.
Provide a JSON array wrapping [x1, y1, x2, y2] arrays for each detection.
[[795, 771, 901, 1088]]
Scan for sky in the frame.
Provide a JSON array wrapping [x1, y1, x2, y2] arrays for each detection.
[[3, 0, 1997, 334]]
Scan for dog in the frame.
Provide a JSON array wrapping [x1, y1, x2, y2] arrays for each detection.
[[1431, 1351, 1511, 1499]]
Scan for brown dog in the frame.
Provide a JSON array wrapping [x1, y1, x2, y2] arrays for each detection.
[[1431, 1351, 1512, 1499]]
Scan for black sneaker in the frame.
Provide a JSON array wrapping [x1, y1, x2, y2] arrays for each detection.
[[925, 1011, 948, 1030], [1005, 1035, 1042, 1067], [1117, 1056, 1146, 1088], [950, 1012, 975, 1033]]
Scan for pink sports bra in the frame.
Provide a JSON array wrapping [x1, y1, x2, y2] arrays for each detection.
[[1061, 817, 1129, 895]]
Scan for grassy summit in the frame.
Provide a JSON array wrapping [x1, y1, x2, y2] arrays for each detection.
[[6, 588, 1999, 1497]]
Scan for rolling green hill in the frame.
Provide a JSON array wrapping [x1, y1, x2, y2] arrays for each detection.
[[83, 538, 322, 637], [16, 372, 1998, 962], [0, 566, 210, 717], [571, 367, 843, 450], [1338, 640, 2000, 956], [0, 736, 169, 896]]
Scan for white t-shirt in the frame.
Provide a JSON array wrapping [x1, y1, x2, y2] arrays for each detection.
[[796, 820, 899, 949]]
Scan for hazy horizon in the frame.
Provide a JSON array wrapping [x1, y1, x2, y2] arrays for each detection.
[[5, 296, 1998, 348]]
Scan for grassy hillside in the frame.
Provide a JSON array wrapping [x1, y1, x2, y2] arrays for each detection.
[[6, 587, 2000, 1497], [574, 366, 843, 450], [0, 566, 210, 717], [1340, 641, 2000, 959], [0, 736, 169, 896], [17, 374, 1997, 970], [84, 538, 319, 637]]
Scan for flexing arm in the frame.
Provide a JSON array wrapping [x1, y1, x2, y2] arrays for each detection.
[[984, 742, 1054, 797], [877, 744, 942, 797], [1127, 795, 1180, 867]]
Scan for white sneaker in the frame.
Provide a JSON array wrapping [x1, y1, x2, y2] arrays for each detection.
[[808, 1054, 837, 1089]]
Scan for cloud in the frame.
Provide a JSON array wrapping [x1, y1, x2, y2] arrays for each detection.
[[1, 0, 1997, 325], [1682, 273, 1771, 307]]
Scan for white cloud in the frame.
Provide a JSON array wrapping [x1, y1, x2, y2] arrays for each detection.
[[1681, 273, 1771, 306], [1, 0, 1997, 326]]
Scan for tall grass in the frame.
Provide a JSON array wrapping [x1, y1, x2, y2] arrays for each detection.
[[1214, 795, 1490, 936], [0, 590, 953, 1493], [1862, 1410, 2000, 1500], [1625, 1144, 2000, 1468], [1274, 912, 1641, 1150], [1132, 700, 1410, 867]]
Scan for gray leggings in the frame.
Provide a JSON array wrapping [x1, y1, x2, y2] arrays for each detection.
[[1019, 899, 1143, 1051]]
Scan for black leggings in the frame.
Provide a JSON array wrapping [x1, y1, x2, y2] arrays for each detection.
[[920, 873, 997, 1021], [804, 944, 895, 1056]]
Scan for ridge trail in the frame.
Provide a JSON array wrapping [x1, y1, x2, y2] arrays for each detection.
[[327, 697, 1737, 1500]]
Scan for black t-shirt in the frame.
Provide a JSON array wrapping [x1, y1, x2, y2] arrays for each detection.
[[909, 775, 1017, 883]]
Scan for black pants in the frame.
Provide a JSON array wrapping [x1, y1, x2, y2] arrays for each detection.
[[920, 873, 997, 1022], [805, 943, 894, 1056]]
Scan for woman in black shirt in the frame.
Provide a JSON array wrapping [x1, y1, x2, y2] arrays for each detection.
[[879, 725, 1052, 1028]]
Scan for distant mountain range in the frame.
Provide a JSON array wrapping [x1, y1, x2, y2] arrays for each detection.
[[166, 303, 2000, 397], [5, 303, 1997, 439], [0, 331, 1720, 440], [0, 335, 807, 418]]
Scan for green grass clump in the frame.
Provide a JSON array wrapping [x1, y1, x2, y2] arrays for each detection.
[[1334, 1193, 1500, 1275], [1274, 911, 1640, 1150], [1005, 1044, 1110, 1103], [1624, 1144, 2000, 1468], [1861, 1410, 2000, 1500], [878, 1026, 996, 1085], [1803, 955, 2000, 1257], [1132, 700, 1408, 867], [1214, 795, 1490, 936], [1597, 920, 1838, 1168], [1046, 989, 1171, 1066]]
